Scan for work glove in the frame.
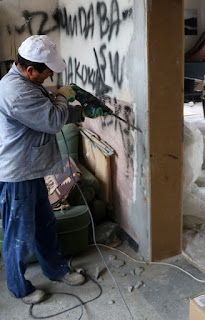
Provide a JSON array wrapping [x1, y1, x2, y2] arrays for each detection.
[[57, 86, 76, 102], [82, 104, 104, 118]]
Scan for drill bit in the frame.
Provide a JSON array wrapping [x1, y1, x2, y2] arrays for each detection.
[[111, 113, 142, 132]]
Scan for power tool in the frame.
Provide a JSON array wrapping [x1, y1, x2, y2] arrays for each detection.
[[70, 83, 141, 132]]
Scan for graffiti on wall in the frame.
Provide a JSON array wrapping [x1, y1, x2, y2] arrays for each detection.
[[62, 46, 124, 96], [13, 1, 132, 94], [55, 1, 135, 171], [7, 0, 135, 172], [14, 1, 132, 40], [14, 10, 58, 35], [54, 2, 132, 41], [100, 96, 135, 171]]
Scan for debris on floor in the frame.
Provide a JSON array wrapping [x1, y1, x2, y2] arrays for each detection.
[[94, 265, 106, 280], [1, 241, 205, 320], [110, 258, 125, 268], [134, 266, 144, 276], [109, 255, 116, 261], [134, 281, 144, 289], [127, 286, 134, 292]]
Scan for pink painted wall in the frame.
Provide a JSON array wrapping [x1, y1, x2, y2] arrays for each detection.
[[80, 97, 137, 240]]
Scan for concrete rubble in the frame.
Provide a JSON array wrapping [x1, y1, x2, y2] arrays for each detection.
[[134, 281, 144, 289], [134, 266, 144, 276], [110, 259, 125, 268], [127, 286, 134, 292]]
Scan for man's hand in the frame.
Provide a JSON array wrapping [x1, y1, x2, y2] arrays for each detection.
[[57, 86, 76, 102], [82, 104, 106, 118]]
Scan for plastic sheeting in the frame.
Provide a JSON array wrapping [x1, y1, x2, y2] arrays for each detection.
[[183, 121, 203, 187], [183, 121, 205, 220]]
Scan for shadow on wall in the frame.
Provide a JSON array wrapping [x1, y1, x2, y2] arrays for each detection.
[[0, 60, 13, 79]]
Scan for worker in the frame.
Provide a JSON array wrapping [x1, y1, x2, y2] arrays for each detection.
[[0, 35, 105, 304]]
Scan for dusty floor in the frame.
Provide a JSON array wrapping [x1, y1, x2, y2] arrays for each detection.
[[1, 241, 205, 320]]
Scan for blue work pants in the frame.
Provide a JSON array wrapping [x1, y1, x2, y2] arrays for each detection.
[[0, 178, 68, 298]]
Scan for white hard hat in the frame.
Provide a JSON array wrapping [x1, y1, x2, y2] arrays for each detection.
[[18, 35, 66, 73]]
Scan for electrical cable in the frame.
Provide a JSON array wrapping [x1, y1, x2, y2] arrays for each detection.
[[89, 244, 205, 284], [29, 275, 102, 320], [61, 130, 134, 320], [29, 292, 84, 320], [29, 127, 103, 320]]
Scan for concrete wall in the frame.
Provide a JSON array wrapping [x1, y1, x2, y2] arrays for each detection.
[[59, 0, 150, 258], [184, 0, 205, 52]]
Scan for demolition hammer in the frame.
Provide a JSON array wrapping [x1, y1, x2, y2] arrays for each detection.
[[70, 83, 142, 132]]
